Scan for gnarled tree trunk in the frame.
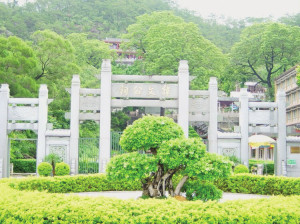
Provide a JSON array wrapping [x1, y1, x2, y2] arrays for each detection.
[[142, 165, 181, 198], [174, 175, 189, 196]]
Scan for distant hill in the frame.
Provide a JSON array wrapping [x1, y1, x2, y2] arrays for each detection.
[[0, 0, 299, 53]]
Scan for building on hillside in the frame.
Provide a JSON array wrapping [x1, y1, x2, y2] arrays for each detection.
[[230, 82, 266, 101], [104, 38, 138, 65], [275, 65, 300, 135]]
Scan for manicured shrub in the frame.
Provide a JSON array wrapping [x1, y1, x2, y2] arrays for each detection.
[[37, 162, 52, 177], [1, 182, 300, 223], [55, 162, 70, 176], [188, 126, 200, 138], [185, 181, 222, 201], [234, 164, 249, 174], [214, 174, 300, 196], [10, 173, 300, 197], [11, 159, 36, 173], [44, 153, 62, 176], [119, 115, 184, 152], [249, 159, 274, 175], [9, 174, 141, 193], [114, 116, 232, 198]]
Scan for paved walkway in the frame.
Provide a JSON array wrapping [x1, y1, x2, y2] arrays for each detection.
[[68, 191, 270, 202]]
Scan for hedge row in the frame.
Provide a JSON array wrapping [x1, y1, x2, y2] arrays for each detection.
[[9, 174, 142, 193], [249, 160, 274, 175], [11, 159, 36, 173], [0, 182, 300, 223], [215, 174, 300, 196], [10, 173, 300, 197]]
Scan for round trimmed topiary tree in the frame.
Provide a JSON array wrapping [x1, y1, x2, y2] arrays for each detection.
[[107, 115, 233, 198], [234, 164, 249, 174], [119, 115, 184, 153], [44, 153, 62, 176], [55, 162, 70, 176], [37, 162, 52, 177]]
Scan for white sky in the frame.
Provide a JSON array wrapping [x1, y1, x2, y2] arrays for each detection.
[[175, 0, 300, 20]]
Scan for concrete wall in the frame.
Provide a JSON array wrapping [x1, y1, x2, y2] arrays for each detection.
[[286, 137, 300, 177]]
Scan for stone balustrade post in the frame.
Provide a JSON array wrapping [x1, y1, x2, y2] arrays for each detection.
[[276, 90, 287, 176], [208, 77, 218, 153], [99, 59, 112, 173], [36, 85, 49, 173], [239, 88, 249, 166], [178, 60, 189, 137], [70, 75, 80, 175], [0, 84, 9, 178]]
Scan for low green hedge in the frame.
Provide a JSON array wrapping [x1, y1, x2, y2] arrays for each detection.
[[11, 159, 36, 173], [215, 174, 300, 196], [10, 173, 300, 197], [249, 160, 274, 175], [0, 182, 299, 223], [9, 174, 142, 193]]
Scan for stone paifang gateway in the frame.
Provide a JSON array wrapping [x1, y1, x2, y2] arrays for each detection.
[[0, 60, 299, 178]]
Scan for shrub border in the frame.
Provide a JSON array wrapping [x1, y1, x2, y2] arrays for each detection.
[[0, 181, 300, 223], [215, 174, 300, 196]]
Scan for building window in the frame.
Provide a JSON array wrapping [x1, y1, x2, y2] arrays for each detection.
[[259, 148, 264, 159], [288, 112, 291, 121], [293, 110, 296, 121], [267, 148, 273, 160], [291, 146, 300, 154], [251, 148, 256, 158]]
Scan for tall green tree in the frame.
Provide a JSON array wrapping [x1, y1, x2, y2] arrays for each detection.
[[31, 30, 79, 81], [230, 23, 300, 89], [0, 35, 38, 97], [122, 11, 228, 89]]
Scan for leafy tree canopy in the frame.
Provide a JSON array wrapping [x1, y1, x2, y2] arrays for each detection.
[[230, 22, 300, 91], [31, 29, 79, 81], [119, 115, 184, 152], [31, 30, 80, 113], [0, 35, 38, 97], [122, 11, 229, 89], [1, 0, 171, 39]]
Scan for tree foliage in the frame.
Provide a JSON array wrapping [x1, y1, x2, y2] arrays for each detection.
[[122, 11, 228, 89], [108, 116, 232, 199], [119, 115, 184, 152], [1, 0, 171, 39], [230, 22, 300, 89], [107, 152, 158, 182], [111, 111, 130, 132], [31, 29, 79, 81], [279, 13, 300, 27], [0, 35, 38, 97], [67, 33, 115, 69]]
